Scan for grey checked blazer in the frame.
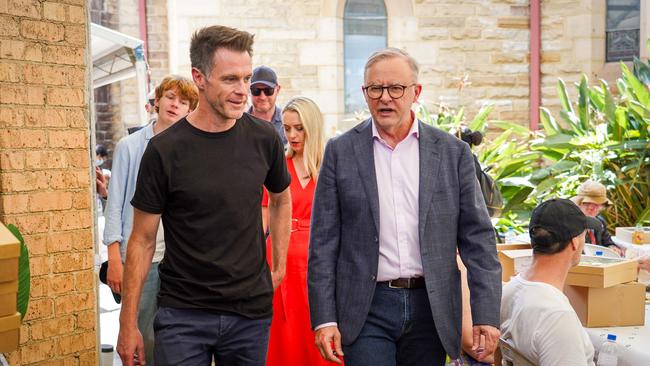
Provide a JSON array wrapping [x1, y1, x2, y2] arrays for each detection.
[[307, 119, 502, 359]]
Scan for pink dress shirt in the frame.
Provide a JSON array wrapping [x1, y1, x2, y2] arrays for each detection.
[[314, 118, 423, 331], [372, 119, 423, 282]]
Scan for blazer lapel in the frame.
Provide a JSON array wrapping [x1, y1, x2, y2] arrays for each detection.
[[353, 119, 380, 234], [418, 121, 441, 241]]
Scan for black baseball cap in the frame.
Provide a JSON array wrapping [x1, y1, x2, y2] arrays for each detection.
[[251, 66, 278, 88], [529, 198, 588, 246]]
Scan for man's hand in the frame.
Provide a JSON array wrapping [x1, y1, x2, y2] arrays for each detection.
[[107, 259, 124, 294], [314, 326, 344, 364], [472, 325, 500, 362], [609, 245, 625, 257], [96, 166, 108, 199], [117, 325, 146, 366], [271, 269, 285, 290]]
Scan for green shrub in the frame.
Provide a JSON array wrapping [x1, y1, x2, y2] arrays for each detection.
[[417, 56, 649, 232]]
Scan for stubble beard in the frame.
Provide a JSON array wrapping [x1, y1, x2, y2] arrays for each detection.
[[209, 99, 244, 122]]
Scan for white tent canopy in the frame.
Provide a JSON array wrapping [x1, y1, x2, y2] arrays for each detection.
[[90, 23, 148, 124]]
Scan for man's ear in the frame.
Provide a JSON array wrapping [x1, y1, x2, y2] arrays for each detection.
[[569, 236, 581, 252], [413, 84, 423, 103], [191, 67, 205, 90]]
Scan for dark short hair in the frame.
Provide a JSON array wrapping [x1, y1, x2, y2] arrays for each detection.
[[190, 25, 254, 76], [452, 127, 483, 147], [530, 227, 572, 255], [460, 128, 483, 147], [96, 144, 108, 158]]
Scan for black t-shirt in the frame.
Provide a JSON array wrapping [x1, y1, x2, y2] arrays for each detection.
[[131, 115, 290, 319]]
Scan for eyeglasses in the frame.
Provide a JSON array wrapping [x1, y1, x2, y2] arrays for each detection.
[[363, 84, 417, 100], [251, 87, 275, 97]]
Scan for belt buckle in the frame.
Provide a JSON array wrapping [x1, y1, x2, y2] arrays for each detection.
[[388, 279, 404, 289]]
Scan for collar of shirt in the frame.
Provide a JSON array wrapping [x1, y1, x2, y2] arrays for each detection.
[[143, 122, 155, 141], [371, 114, 420, 149], [271, 106, 282, 124], [246, 105, 282, 122]]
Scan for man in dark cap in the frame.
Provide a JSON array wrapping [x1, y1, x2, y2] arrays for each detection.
[[500, 198, 595, 366], [248, 65, 287, 147]]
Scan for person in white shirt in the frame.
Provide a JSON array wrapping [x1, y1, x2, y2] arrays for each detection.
[[501, 198, 596, 366]]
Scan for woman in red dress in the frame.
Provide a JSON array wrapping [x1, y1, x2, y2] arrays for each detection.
[[263, 97, 339, 365]]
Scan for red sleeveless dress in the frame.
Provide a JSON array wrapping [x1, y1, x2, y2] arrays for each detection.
[[264, 158, 338, 366]]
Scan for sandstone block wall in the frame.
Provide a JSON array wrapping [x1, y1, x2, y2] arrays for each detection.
[[0, 0, 97, 364]]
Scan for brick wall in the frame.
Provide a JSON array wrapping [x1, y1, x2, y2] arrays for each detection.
[[90, 0, 118, 168], [410, 0, 532, 124], [161, 0, 647, 132], [165, 0, 533, 131], [146, 0, 170, 83], [540, 0, 604, 109], [0, 0, 97, 364]]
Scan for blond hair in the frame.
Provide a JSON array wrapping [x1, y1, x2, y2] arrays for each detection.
[[283, 97, 325, 180]]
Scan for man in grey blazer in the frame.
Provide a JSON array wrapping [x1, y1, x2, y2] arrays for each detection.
[[308, 48, 502, 365]]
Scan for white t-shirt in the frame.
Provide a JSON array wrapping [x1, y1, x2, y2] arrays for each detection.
[[500, 275, 595, 366]]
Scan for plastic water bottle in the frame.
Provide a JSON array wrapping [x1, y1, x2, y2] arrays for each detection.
[[100, 344, 114, 366], [596, 334, 618, 366], [632, 223, 644, 244], [505, 227, 516, 244]]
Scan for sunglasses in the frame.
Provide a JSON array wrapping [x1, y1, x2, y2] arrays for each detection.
[[251, 87, 275, 97]]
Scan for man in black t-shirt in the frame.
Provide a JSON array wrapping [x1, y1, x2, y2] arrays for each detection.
[[116, 25, 292, 366]]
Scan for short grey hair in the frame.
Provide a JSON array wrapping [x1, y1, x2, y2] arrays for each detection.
[[364, 47, 419, 83]]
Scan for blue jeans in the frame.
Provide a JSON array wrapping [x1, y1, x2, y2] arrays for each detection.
[[153, 306, 272, 366], [343, 283, 447, 366], [138, 261, 160, 366]]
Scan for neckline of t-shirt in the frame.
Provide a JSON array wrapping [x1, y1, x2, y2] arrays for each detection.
[[182, 117, 240, 138], [512, 274, 565, 297]]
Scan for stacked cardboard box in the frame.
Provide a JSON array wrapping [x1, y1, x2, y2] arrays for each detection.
[[498, 248, 533, 282], [616, 226, 650, 244], [497, 242, 533, 282], [564, 255, 645, 327], [0, 223, 20, 353]]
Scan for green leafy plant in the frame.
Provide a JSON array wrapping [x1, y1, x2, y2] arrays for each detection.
[[416, 53, 649, 232], [478, 62, 649, 231], [6, 224, 29, 320]]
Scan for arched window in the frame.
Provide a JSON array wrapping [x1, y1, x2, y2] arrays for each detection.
[[606, 0, 640, 62], [344, 0, 387, 113]]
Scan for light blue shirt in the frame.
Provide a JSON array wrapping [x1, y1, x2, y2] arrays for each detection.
[[103, 123, 164, 262]]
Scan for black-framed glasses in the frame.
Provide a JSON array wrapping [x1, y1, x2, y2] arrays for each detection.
[[251, 87, 275, 96], [363, 84, 417, 100]]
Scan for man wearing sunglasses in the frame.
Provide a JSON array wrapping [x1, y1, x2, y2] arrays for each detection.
[[248, 65, 287, 147]]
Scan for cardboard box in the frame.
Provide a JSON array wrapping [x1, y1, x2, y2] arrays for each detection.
[[0, 312, 20, 353], [0, 281, 17, 317], [564, 282, 646, 327], [616, 226, 650, 244], [0, 223, 20, 283], [566, 255, 638, 288], [497, 243, 531, 251], [498, 249, 533, 282]]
